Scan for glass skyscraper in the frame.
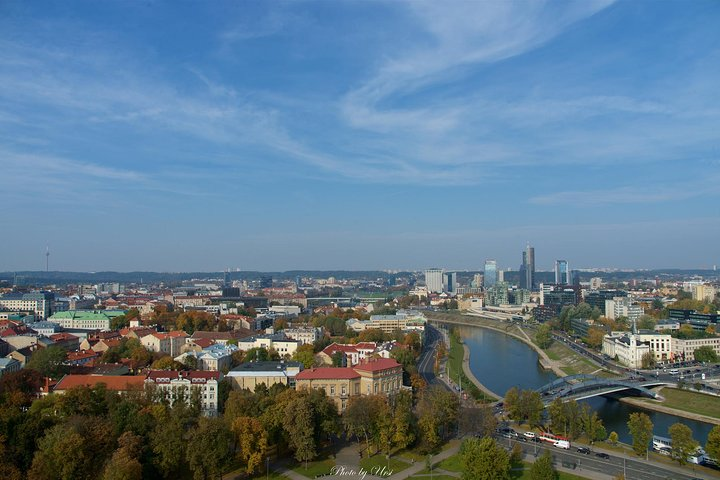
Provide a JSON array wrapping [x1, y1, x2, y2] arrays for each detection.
[[555, 260, 570, 284], [484, 260, 497, 288]]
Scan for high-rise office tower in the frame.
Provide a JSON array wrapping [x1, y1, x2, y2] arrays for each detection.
[[555, 260, 570, 285], [443, 272, 457, 294], [520, 244, 535, 290], [425, 268, 443, 293], [484, 260, 497, 288]]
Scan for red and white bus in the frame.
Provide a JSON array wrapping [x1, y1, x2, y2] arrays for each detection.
[[538, 431, 570, 446]]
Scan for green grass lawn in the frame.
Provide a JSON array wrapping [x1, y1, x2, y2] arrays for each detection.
[[291, 458, 335, 478], [650, 387, 720, 418], [359, 455, 410, 476], [511, 461, 592, 480], [248, 471, 290, 480], [435, 453, 463, 472]]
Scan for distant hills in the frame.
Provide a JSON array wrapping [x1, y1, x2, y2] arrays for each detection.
[[0, 268, 717, 287]]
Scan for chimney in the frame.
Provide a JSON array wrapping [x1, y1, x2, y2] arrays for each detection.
[[44, 376, 50, 394]]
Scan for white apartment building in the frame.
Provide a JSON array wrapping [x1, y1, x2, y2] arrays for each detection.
[[693, 284, 717, 303], [236, 332, 300, 357], [0, 292, 54, 320], [283, 326, 321, 345], [605, 297, 644, 322], [602, 331, 671, 368], [175, 343, 238, 371], [424, 269, 444, 294], [145, 370, 221, 416]]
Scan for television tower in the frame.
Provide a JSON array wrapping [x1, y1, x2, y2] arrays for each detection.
[[45, 245, 50, 272]]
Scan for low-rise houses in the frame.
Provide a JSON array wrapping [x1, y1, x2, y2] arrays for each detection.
[[295, 358, 403, 412], [318, 342, 377, 366], [226, 360, 303, 390]]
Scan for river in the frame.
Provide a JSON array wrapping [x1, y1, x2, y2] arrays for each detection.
[[453, 324, 715, 446]]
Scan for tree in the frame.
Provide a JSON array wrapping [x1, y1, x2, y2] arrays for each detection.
[[693, 345, 718, 363], [284, 393, 316, 467], [669, 423, 698, 466], [529, 450, 557, 480], [292, 344, 316, 369], [641, 351, 656, 369], [608, 431, 619, 445], [585, 326, 605, 349], [150, 356, 184, 370], [186, 418, 233, 480], [581, 408, 606, 442], [627, 412, 653, 457], [706, 425, 720, 462], [26, 346, 68, 378], [102, 432, 143, 480], [231, 417, 268, 475], [460, 437, 510, 480], [391, 391, 416, 450], [535, 324, 552, 349], [505, 387, 521, 421], [637, 315, 656, 331], [151, 412, 187, 478]]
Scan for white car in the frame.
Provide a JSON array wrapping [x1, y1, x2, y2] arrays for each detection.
[[523, 431, 536, 439]]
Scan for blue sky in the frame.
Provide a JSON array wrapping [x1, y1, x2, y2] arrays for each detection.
[[1, 1, 719, 272]]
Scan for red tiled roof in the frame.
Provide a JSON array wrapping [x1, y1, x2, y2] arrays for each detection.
[[354, 358, 402, 372], [54, 374, 145, 392], [296, 367, 360, 380], [354, 342, 377, 350], [166, 330, 188, 338], [191, 338, 215, 348], [67, 350, 99, 361], [322, 343, 359, 355], [50, 333, 79, 341]]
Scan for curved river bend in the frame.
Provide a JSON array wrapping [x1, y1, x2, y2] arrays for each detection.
[[454, 325, 714, 446]]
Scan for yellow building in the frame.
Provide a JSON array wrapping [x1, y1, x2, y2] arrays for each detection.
[[295, 358, 403, 412]]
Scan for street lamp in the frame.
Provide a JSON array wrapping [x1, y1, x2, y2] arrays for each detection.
[[266, 456, 270, 480]]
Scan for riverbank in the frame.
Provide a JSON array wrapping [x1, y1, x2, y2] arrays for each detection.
[[620, 387, 720, 426], [446, 329, 497, 402], [428, 312, 567, 378]]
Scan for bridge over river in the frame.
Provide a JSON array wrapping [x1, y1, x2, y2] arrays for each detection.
[[536, 374, 672, 404]]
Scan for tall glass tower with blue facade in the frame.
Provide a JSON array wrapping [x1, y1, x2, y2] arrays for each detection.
[[484, 260, 497, 288], [555, 260, 570, 285]]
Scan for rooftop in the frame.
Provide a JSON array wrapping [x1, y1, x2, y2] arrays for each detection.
[[54, 374, 145, 391], [296, 367, 360, 380]]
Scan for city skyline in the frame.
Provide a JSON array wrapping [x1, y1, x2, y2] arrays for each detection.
[[2, 1, 719, 271]]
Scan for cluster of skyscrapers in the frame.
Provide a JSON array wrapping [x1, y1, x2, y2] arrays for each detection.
[[424, 243, 573, 295]]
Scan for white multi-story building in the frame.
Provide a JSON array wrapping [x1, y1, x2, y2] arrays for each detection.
[[0, 292, 54, 320], [236, 332, 300, 357], [175, 343, 238, 371], [605, 297, 644, 322], [47, 310, 126, 331], [602, 331, 671, 368], [283, 326, 321, 345], [671, 337, 720, 362], [692, 284, 717, 303], [424, 269, 443, 294], [145, 370, 221, 416]]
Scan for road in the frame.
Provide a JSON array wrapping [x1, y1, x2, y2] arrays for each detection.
[[497, 435, 712, 480], [417, 323, 450, 390]]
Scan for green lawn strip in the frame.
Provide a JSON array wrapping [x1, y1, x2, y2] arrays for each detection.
[[448, 334, 495, 402], [409, 475, 458, 480], [435, 453, 463, 472], [650, 387, 720, 418], [290, 458, 335, 478], [511, 461, 592, 480], [359, 455, 411, 475], [248, 471, 290, 480]]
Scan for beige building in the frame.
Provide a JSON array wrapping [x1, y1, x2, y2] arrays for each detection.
[[671, 336, 720, 361], [602, 331, 671, 368], [141, 332, 171, 355], [295, 358, 403, 412], [226, 360, 303, 390]]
